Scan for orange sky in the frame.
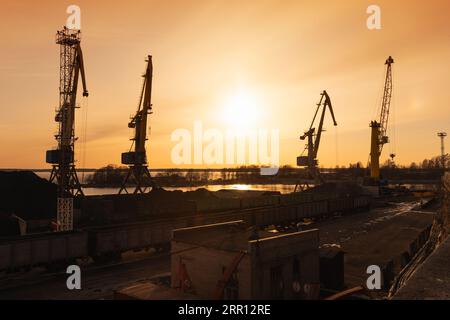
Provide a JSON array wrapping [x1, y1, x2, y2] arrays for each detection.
[[0, 0, 449, 169]]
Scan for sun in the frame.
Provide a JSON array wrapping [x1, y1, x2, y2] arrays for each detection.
[[222, 90, 261, 129]]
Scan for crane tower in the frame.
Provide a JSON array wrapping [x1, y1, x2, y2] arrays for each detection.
[[46, 27, 88, 231], [119, 55, 156, 194], [295, 90, 337, 191], [370, 56, 394, 180]]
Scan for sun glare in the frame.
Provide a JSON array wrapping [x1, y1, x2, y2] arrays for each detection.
[[222, 90, 261, 129]]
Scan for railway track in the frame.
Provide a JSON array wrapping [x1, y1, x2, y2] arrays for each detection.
[[0, 249, 169, 295]]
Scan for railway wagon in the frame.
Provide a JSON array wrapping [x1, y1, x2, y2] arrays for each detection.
[[195, 198, 241, 213], [263, 205, 297, 225], [85, 207, 257, 259], [276, 205, 298, 224], [85, 210, 246, 259], [240, 195, 280, 209], [0, 194, 373, 270], [251, 207, 277, 226], [86, 195, 372, 258], [278, 192, 334, 206], [353, 196, 371, 210], [328, 197, 355, 213], [193, 211, 247, 226], [296, 201, 328, 219], [0, 231, 87, 271], [328, 196, 371, 214], [87, 221, 174, 259]]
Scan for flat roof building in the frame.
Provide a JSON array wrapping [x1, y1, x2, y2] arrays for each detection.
[[171, 220, 320, 300]]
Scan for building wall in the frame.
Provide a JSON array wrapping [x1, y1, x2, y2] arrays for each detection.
[[171, 241, 252, 299], [170, 223, 319, 300], [249, 229, 320, 299]]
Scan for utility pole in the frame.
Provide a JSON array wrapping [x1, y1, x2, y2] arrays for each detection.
[[437, 132, 447, 169]]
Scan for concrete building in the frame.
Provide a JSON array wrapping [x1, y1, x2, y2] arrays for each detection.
[[171, 220, 320, 300]]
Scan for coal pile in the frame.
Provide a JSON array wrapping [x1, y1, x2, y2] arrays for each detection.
[[0, 216, 20, 237], [0, 171, 56, 221], [150, 187, 218, 201], [303, 182, 365, 197]]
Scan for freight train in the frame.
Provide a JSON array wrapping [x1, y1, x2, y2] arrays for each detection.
[[0, 194, 370, 272]]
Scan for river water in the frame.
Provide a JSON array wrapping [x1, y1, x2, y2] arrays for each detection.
[[83, 184, 298, 195], [34, 171, 299, 195], [34, 172, 434, 196]]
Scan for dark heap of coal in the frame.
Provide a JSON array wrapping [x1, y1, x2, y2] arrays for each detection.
[[0, 217, 20, 237], [0, 171, 56, 222], [303, 182, 364, 197]]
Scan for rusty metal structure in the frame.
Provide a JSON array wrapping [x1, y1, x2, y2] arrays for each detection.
[[46, 27, 88, 231]]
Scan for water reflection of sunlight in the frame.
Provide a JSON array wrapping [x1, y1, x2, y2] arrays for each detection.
[[231, 184, 251, 191]]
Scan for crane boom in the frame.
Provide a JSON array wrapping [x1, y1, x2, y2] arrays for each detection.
[[313, 91, 337, 157], [379, 56, 394, 151], [77, 46, 89, 98], [128, 56, 153, 153], [370, 56, 394, 180]]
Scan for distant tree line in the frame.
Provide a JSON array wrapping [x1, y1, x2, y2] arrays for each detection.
[[86, 156, 447, 187]]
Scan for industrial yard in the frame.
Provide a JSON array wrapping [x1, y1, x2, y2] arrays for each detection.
[[0, 0, 450, 304], [0, 195, 438, 300]]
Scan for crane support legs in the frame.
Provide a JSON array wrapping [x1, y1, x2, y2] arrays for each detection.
[[49, 164, 84, 197], [118, 165, 155, 194]]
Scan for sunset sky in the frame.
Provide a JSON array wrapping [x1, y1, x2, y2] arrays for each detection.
[[0, 0, 449, 169]]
